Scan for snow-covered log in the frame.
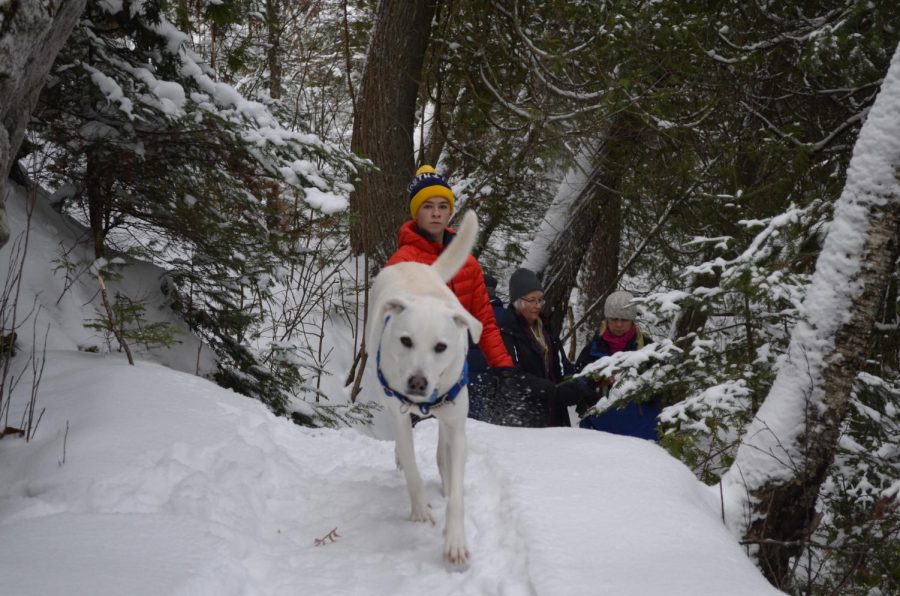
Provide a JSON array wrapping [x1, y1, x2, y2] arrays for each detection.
[[721, 41, 900, 588]]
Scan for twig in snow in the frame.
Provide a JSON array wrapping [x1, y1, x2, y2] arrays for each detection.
[[59, 420, 69, 467], [314, 527, 341, 546]]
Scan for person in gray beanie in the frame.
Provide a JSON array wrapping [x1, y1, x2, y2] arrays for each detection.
[[507, 267, 543, 305], [603, 290, 638, 321], [470, 268, 600, 428], [574, 290, 662, 441]]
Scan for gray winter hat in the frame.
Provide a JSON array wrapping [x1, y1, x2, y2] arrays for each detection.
[[604, 290, 637, 320], [508, 268, 543, 304]]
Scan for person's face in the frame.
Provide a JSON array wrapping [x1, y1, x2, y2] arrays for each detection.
[[415, 197, 452, 241], [517, 290, 545, 324], [607, 318, 633, 337]]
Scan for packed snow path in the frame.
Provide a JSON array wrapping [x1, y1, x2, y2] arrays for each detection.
[[0, 354, 780, 595]]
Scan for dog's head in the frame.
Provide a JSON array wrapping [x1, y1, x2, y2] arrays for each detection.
[[373, 295, 482, 402]]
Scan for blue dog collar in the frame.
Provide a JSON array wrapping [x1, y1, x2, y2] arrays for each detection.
[[375, 315, 469, 416]]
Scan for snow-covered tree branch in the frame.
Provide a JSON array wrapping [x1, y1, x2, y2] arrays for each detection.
[[721, 41, 900, 589]]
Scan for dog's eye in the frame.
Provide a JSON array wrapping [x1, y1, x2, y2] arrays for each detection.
[[434, 342, 447, 353], [400, 336, 413, 348]]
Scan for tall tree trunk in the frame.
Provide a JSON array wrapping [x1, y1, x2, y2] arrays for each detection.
[[176, 0, 191, 34], [85, 150, 109, 260], [265, 0, 282, 100], [210, 22, 218, 74], [579, 191, 621, 334], [721, 41, 900, 590], [0, 0, 87, 249], [873, 265, 899, 375], [537, 159, 609, 332], [348, 0, 437, 266], [417, 2, 464, 169], [537, 123, 634, 333]]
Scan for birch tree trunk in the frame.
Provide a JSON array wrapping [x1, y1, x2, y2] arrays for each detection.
[[721, 41, 900, 590], [530, 125, 631, 333], [348, 0, 437, 266], [0, 0, 87, 249], [538, 158, 613, 333]]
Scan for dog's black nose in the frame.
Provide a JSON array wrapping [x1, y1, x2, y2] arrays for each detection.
[[406, 375, 428, 396]]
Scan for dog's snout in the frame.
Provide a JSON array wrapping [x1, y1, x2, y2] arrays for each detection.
[[407, 374, 428, 396]]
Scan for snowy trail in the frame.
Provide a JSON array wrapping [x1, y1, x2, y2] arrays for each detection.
[[0, 353, 781, 595], [0, 355, 535, 595]]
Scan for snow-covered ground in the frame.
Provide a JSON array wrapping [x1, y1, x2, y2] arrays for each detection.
[[0, 183, 782, 594], [0, 353, 781, 596]]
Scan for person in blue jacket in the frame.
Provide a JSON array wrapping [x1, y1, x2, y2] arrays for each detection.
[[467, 273, 510, 421], [574, 290, 661, 441], [466, 273, 506, 374]]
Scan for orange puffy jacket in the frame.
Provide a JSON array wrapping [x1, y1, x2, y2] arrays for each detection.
[[385, 220, 513, 368]]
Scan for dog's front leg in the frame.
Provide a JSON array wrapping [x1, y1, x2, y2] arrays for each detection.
[[441, 417, 469, 565], [392, 413, 433, 524], [437, 422, 450, 497]]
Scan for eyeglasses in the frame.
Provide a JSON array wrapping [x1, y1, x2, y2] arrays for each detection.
[[521, 297, 546, 306]]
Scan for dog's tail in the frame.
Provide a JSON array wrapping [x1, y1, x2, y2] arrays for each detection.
[[433, 210, 479, 283]]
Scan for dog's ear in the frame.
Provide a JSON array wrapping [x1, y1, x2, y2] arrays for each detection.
[[365, 297, 409, 353], [452, 308, 483, 343], [383, 298, 408, 316]]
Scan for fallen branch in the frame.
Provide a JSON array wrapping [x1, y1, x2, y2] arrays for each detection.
[[314, 527, 341, 546]]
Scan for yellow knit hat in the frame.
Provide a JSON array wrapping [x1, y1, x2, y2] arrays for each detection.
[[407, 164, 455, 218]]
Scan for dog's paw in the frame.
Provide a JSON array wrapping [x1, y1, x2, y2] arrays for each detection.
[[443, 557, 471, 573], [410, 502, 435, 525], [443, 521, 469, 566], [443, 536, 470, 567]]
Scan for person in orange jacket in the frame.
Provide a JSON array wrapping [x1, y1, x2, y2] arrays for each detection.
[[385, 164, 513, 370]]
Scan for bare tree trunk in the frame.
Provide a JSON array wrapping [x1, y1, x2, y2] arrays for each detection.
[[176, 0, 191, 34], [540, 129, 631, 332], [722, 42, 900, 590], [85, 150, 110, 259], [0, 0, 88, 249], [579, 191, 621, 333], [348, 0, 438, 266], [539, 161, 612, 333], [265, 0, 282, 100], [873, 256, 899, 375], [417, 3, 464, 168], [210, 22, 218, 74]]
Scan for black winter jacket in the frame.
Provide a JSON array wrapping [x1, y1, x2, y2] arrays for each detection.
[[495, 307, 583, 427], [500, 307, 572, 381]]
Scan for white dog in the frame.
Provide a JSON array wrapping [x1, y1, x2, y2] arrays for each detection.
[[366, 210, 482, 566]]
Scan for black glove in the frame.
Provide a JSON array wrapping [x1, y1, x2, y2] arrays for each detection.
[[490, 366, 519, 380], [554, 377, 595, 407], [489, 367, 520, 396], [567, 378, 601, 416]]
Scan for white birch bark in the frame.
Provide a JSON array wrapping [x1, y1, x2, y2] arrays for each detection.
[[720, 41, 900, 585]]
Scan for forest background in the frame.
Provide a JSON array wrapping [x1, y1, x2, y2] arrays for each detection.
[[0, 1, 898, 594]]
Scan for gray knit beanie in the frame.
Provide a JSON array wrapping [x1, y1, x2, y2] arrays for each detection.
[[604, 291, 637, 320], [508, 268, 543, 304]]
